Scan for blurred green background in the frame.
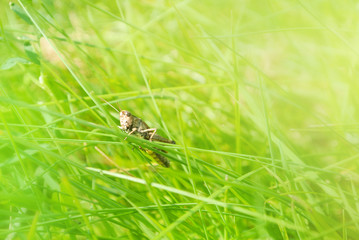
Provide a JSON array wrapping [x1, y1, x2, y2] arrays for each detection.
[[1, 0, 359, 239]]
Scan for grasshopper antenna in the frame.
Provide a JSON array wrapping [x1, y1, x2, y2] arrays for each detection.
[[116, 102, 122, 112], [100, 97, 121, 113]]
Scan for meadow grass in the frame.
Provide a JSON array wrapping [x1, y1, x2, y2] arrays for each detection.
[[1, 0, 359, 239]]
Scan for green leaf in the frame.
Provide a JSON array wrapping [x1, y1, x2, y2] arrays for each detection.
[[9, 2, 33, 25], [24, 42, 40, 65], [0, 57, 31, 70]]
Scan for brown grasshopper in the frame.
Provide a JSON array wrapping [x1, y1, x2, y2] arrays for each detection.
[[119, 110, 175, 167], [101, 98, 175, 167]]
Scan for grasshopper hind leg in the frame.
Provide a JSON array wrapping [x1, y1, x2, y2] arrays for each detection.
[[154, 152, 170, 168], [145, 149, 170, 168]]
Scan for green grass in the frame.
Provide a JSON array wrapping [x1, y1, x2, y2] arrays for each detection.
[[1, 0, 359, 239]]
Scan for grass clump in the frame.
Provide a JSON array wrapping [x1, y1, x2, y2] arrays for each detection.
[[1, 0, 359, 239]]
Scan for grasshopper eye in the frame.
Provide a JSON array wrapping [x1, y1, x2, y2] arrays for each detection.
[[120, 110, 131, 117]]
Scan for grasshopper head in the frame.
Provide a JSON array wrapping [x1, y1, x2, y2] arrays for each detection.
[[120, 110, 133, 130]]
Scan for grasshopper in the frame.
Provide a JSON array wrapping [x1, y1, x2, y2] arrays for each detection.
[[119, 110, 175, 167], [102, 99, 175, 167]]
